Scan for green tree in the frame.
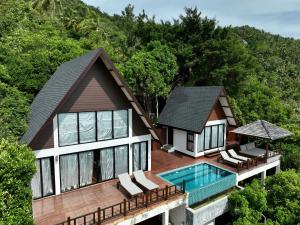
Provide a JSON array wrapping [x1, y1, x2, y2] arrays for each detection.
[[0, 82, 30, 141], [0, 139, 36, 225], [229, 180, 267, 224], [280, 144, 300, 171], [121, 41, 177, 116], [265, 170, 300, 225]]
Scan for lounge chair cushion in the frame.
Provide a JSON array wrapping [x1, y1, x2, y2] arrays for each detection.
[[228, 149, 248, 161], [133, 170, 159, 190], [220, 151, 242, 164], [246, 142, 255, 150], [118, 173, 143, 196], [240, 144, 247, 151], [240, 148, 266, 157]]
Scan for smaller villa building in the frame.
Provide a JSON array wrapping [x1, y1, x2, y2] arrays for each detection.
[[158, 86, 238, 157]]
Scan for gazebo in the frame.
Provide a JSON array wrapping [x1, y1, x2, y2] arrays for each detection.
[[230, 120, 292, 161]]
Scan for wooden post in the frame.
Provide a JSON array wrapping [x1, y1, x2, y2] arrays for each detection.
[[97, 207, 101, 224], [165, 185, 168, 200], [266, 142, 269, 162], [123, 199, 127, 216], [67, 217, 71, 225], [145, 192, 149, 207]]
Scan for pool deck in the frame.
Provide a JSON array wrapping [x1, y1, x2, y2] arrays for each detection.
[[151, 149, 236, 174]]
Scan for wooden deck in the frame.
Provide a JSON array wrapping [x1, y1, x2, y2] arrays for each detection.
[[32, 167, 181, 225], [33, 149, 272, 225]]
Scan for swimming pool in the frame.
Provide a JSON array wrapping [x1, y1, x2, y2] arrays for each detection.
[[159, 163, 236, 205]]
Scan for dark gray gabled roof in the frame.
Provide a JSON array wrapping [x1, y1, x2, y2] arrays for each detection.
[[21, 49, 101, 144], [231, 120, 293, 140], [21, 48, 159, 145], [158, 86, 224, 133]]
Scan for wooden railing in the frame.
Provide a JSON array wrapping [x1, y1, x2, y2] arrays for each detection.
[[55, 182, 185, 225]]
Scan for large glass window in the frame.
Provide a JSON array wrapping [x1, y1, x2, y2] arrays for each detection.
[[132, 142, 148, 172], [218, 124, 224, 147], [58, 113, 78, 146], [198, 124, 225, 152], [79, 112, 96, 143], [31, 157, 54, 199], [197, 131, 204, 152], [58, 109, 128, 147], [97, 111, 112, 140], [187, 132, 194, 151], [205, 127, 211, 150], [113, 110, 128, 138], [211, 126, 219, 148]]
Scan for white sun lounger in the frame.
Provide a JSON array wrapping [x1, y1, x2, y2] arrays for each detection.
[[133, 170, 159, 191], [220, 151, 243, 165], [118, 173, 143, 197], [228, 149, 249, 161]]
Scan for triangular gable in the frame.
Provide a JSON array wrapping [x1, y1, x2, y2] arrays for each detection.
[[21, 48, 158, 146]]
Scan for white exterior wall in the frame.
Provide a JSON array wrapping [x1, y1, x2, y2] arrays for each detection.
[[173, 128, 196, 157], [33, 108, 152, 195], [172, 119, 226, 158]]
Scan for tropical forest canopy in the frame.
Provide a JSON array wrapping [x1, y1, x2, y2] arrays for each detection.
[[0, 1, 299, 224], [0, 0, 299, 154]]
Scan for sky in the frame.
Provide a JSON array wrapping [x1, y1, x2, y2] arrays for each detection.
[[82, 0, 300, 39]]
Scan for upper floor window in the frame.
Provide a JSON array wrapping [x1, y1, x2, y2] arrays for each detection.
[[58, 109, 129, 147]]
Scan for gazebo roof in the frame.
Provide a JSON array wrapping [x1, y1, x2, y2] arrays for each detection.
[[230, 120, 292, 141]]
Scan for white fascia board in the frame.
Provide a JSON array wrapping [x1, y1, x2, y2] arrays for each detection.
[[33, 134, 151, 159], [237, 160, 280, 182], [205, 119, 227, 126]]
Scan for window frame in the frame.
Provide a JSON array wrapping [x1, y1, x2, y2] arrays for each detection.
[[32, 156, 55, 200], [186, 132, 195, 152], [58, 112, 79, 147], [113, 109, 129, 139], [59, 144, 129, 193], [57, 109, 129, 147], [199, 123, 225, 152], [132, 141, 148, 172]]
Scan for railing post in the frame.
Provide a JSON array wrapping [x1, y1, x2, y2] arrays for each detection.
[[183, 180, 186, 193], [165, 185, 168, 200], [123, 199, 127, 216], [97, 207, 101, 224], [145, 192, 149, 207], [67, 217, 71, 225]]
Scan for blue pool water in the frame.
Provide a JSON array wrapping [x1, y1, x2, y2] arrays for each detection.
[[159, 163, 233, 192]]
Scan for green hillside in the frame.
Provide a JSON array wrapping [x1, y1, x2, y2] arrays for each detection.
[[0, 0, 299, 155]]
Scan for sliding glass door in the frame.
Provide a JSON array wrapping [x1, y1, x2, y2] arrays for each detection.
[[132, 142, 148, 172], [99, 145, 129, 182], [197, 123, 225, 152], [60, 151, 94, 192], [99, 148, 114, 181], [59, 145, 128, 193], [31, 157, 54, 199]]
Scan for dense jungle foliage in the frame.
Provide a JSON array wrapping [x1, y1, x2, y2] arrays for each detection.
[[0, 0, 299, 223]]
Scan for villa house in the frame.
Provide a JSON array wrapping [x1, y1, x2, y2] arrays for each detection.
[[22, 49, 282, 225], [158, 86, 238, 157], [21, 48, 159, 198]]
